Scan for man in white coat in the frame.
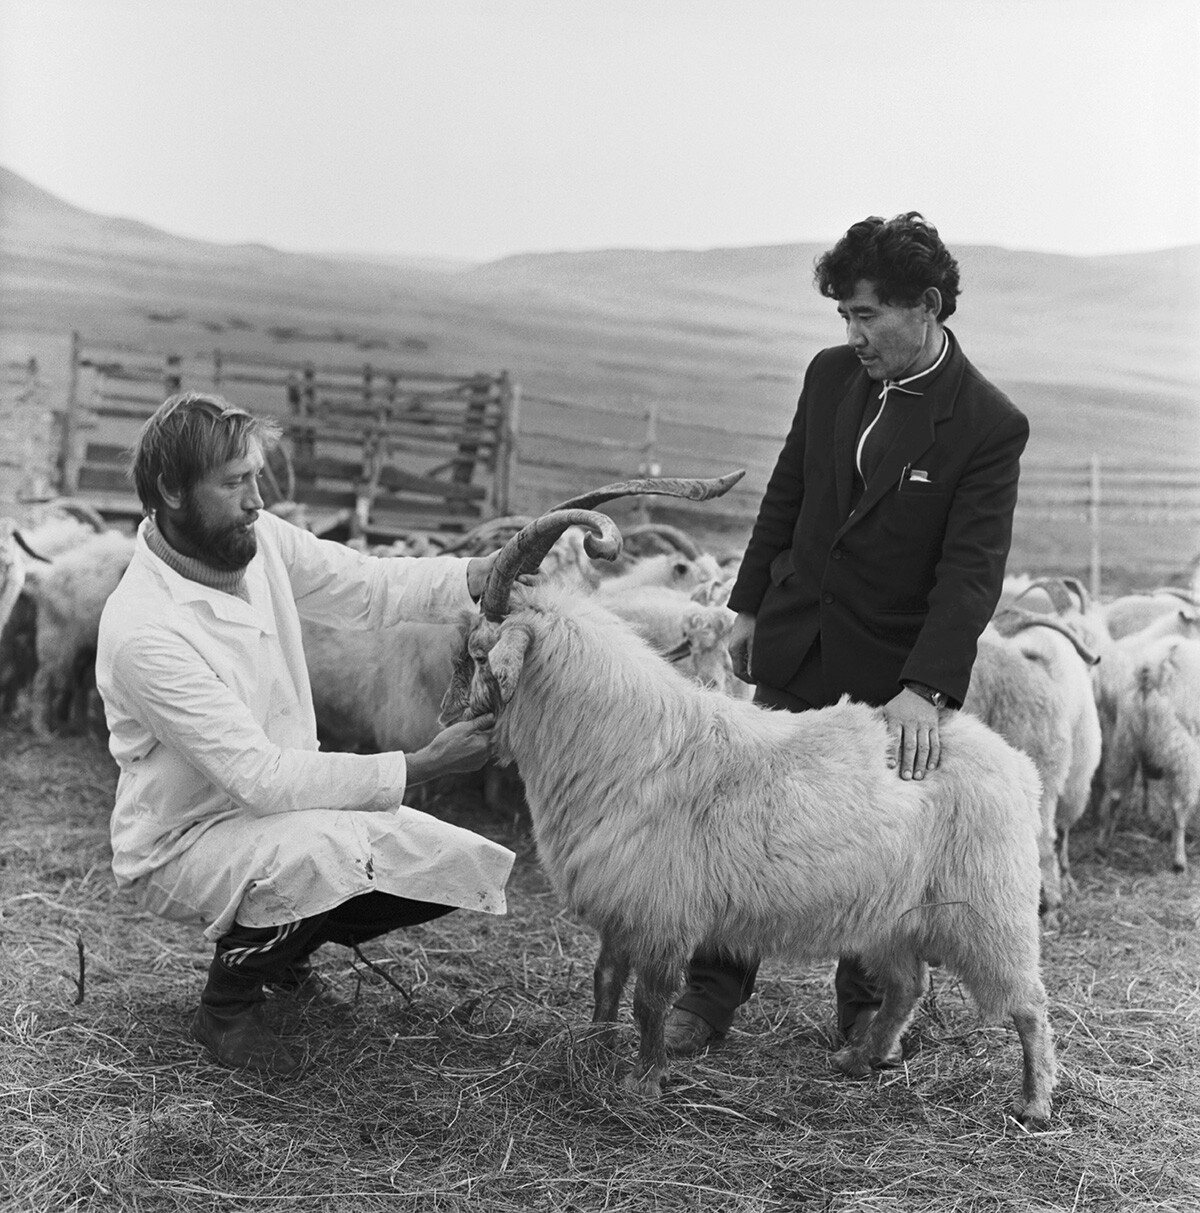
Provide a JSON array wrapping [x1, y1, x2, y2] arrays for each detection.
[[96, 392, 516, 1076]]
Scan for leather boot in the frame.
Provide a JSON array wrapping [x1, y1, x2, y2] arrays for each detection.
[[191, 1002, 300, 1076], [266, 961, 350, 1010], [663, 1008, 722, 1057]]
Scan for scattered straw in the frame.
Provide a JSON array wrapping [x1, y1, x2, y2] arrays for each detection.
[[2, 722, 1198, 1211]]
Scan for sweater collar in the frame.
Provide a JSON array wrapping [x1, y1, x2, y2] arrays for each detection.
[[145, 515, 250, 602]]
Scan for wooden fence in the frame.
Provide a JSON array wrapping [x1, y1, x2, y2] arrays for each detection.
[[57, 336, 518, 542], [21, 342, 1199, 593]]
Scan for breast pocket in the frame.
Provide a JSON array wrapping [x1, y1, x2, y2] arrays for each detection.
[[870, 488, 952, 605]]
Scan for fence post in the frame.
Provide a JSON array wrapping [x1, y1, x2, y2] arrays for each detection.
[[59, 331, 83, 494], [637, 399, 660, 524], [1089, 453, 1102, 600], [494, 373, 518, 517]]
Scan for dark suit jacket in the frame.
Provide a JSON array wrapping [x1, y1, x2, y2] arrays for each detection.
[[728, 330, 1029, 708]]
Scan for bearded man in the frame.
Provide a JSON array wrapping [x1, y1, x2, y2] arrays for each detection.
[[96, 392, 512, 1075]]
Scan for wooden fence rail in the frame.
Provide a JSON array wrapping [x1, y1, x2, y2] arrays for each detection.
[[26, 343, 1198, 593], [58, 336, 518, 542]]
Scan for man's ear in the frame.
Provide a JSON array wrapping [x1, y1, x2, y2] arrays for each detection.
[[158, 475, 183, 511], [921, 287, 943, 319]]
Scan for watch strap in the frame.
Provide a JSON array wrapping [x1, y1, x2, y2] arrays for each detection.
[[904, 680, 947, 709]]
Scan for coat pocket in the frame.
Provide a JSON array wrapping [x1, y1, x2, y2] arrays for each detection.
[[769, 549, 795, 586]]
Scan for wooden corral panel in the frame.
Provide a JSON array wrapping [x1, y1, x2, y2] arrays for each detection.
[[58, 335, 518, 541]]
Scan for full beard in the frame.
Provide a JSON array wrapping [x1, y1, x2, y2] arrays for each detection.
[[177, 497, 258, 572]]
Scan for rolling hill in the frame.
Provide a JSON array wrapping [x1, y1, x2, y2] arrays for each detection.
[[1, 165, 1197, 582]]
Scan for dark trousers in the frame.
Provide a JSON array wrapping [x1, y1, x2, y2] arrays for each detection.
[[201, 891, 453, 1016], [673, 667, 883, 1039]]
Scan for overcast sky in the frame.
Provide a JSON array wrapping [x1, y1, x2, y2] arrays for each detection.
[[1, 0, 1197, 262]]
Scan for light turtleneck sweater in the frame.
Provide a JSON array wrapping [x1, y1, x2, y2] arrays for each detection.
[[145, 514, 251, 602]]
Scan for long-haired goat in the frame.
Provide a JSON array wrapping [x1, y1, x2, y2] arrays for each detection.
[[1102, 634, 1200, 873], [983, 606, 1103, 903], [440, 487, 1056, 1126]]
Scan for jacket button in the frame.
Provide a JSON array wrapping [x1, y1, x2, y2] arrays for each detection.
[[823, 592, 834, 604], [832, 549, 843, 560]]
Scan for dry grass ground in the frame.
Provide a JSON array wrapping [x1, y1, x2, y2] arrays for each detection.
[[2, 720, 1198, 1213]]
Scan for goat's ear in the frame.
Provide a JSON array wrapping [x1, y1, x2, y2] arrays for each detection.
[[488, 625, 532, 704]]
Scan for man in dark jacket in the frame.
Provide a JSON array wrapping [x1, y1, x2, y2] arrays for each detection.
[[665, 211, 1030, 1057]]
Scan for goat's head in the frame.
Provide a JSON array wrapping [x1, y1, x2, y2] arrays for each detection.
[[991, 606, 1102, 665], [440, 508, 623, 726], [439, 470, 745, 726]]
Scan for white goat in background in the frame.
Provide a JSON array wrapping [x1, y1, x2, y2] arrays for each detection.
[[963, 631, 1075, 916], [1017, 577, 1199, 862], [1101, 635, 1200, 873], [25, 530, 136, 735], [441, 492, 1056, 1126], [301, 618, 459, 755], [987, 606, 1102, 899]]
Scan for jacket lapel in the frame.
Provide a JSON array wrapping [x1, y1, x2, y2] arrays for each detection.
[[846, 395, 937, 525], [833, 369, 870, 525], [836, 331, 966, 536]]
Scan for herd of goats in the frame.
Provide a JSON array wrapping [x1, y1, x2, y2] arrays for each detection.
[[2, 479, 1197, 1125]]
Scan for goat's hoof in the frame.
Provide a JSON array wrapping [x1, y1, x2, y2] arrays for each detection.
[[622, 1068, 665, 1098], [1011, 1096, 1053, 1128], [830, 1045, 873, 1078]]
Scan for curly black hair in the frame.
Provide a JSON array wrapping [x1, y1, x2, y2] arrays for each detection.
[[814, 212, 960, 320]]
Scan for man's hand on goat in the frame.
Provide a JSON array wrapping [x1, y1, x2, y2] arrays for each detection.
[[727, 611, 756, 683], [405, 713, 496, 784], [883, 688, 942, 781], [467, 553, 538, 601]]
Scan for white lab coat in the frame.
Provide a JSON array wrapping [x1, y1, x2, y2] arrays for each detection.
[[96, 510, 514, 941]]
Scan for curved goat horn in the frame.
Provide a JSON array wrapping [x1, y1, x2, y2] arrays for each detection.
[[481, 509, 622, 621], [992, 607, 1101, 665], [621, 522, 703, 560], [13, 531, 53, 563], [551, 470, 745, 513], [45, 497, 109, 532], [1057, 576, 1092, 613], [1016, 577, 1077, 615]]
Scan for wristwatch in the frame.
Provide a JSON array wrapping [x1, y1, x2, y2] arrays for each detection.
[[904, 681, 949, 709]]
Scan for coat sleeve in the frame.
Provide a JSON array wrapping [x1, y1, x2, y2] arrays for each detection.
[[263, 511, 476, 629], [899, 405, 1029, 705], [105, 625, 411, 817]]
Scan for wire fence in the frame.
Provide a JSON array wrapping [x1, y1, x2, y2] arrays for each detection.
[[517, 392, 1200, 595], [4, 351, 1196, 596]]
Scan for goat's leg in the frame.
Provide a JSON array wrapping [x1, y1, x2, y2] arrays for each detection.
[[583, 935, 630, 1061], [831, 956, 925, 1077], [30, 665, 55, 737], [1169, 785, 1189, 874], [1010, 988, 1056, 1127], [625, 958, 678, 1098], [957, 925, 1056, 1125], [1037, 792, 1063, 914], [1056, 822, 1077, 899]]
